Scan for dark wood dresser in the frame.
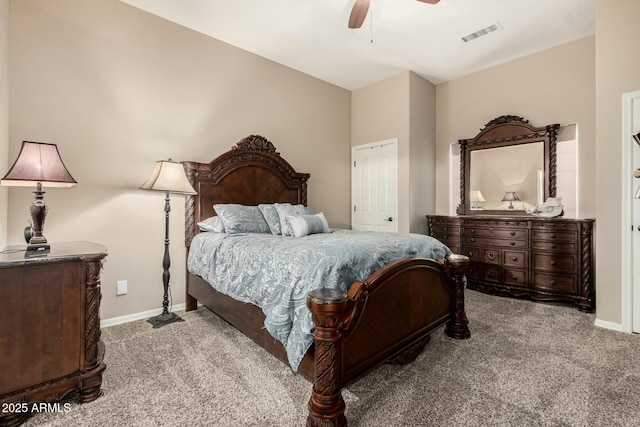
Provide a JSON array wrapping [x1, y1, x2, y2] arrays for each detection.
[[0, 242, 107, 427], [427, 215, 595, 312]]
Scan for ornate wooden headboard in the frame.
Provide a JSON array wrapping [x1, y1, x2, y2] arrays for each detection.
[[182, 135, 310, 246]]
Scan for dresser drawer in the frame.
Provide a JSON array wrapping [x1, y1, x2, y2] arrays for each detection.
[[461, 246, 481, 262], [533, 253, 576, 272], [483, 265, 501, 283], [531, 230, 577, 242], [466, 262, 482, 280], [463, 227, 527, 240], [434, 235, 459, 248], [503, 268, 528, 287], [482, 248, 501, 265], [532, 272, 577, 294], [531, 240, 577, 252], [434, 223, 460, 235], [463, 219, 528, 228], [531, 221, 578, 231], [503, 250, 527, 268], [463, 236, 527, 248]]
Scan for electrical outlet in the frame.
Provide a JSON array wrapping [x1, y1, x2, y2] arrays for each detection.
[[116, 280, 128, 296]]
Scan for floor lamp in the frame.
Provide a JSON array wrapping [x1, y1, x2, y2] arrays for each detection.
[[140, 159, 196, 328]]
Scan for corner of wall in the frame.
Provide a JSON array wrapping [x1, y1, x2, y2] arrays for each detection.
[[0, 0, 9, 249]]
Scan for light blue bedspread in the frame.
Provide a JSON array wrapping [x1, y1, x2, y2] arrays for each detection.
[[187, 229, 451, 371]]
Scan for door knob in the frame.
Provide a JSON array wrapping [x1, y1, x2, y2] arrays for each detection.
[[384, 217, 393, 222]]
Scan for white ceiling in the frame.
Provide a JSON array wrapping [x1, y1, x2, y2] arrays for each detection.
[[120, 0, 595, 91]]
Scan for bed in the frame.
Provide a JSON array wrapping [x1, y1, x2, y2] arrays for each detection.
[[183, 135, 470, 426]]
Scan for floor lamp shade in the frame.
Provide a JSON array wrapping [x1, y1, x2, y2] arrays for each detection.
[[1, 141, 77, 252], [139, 160, 197, 195], [140, 159, 196, 328]]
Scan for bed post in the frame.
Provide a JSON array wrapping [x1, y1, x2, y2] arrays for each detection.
[[444, 254, 471, 339], [306, 288, 349, 427]]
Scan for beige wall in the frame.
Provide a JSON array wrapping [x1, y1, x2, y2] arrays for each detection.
[[409, 72, 436, 234], [435, 36, 596, 219], [595, 0, 640, 325], [8, 0, 351, 320], [0, 0, 8, 248], [351, 71, 436, 233]]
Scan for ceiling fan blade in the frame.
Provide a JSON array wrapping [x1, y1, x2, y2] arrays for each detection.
[[417, 0, 440, 4], [348, 0, 370, 29]]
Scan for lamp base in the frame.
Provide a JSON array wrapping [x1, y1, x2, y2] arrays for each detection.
[[147, 311, 184, 329], [26, 242, 50, 256]]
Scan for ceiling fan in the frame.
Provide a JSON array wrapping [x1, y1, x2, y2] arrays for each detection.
[[348, 0, 440, 29]]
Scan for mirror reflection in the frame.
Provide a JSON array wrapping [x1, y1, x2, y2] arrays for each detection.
[[469, 142, 544, 211]]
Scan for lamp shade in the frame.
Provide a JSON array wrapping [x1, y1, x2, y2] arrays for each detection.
[[1, 141, 76, 188], [633, 132, 640, 147], [471, 190, 486, 203], [140, 160, 196, 195], [502, 192, 521, 202]]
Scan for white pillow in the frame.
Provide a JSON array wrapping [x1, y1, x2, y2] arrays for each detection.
[[197, 216, 225, 233], [274, 203, 307, 236], [286, 213, 330, 237]]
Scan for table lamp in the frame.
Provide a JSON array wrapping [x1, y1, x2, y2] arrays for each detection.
[[1, 141, 77, 252]]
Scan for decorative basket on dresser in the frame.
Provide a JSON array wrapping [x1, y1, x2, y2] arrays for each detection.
[[427, 215, 594, 312]]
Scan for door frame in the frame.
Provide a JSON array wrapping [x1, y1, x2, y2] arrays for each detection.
[[351, 139, 398, 232], [621, 90, 640, 333]]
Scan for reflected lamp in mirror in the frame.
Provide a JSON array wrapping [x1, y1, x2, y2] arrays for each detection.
[[502, 191, 521, 210], [633, 132, 640, 147], [1, 141, 77, 253], [470, 190, 486, 209]]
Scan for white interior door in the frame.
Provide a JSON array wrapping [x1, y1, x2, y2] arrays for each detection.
[[622, 90, 640, 333], [351, 139, 398, 232]]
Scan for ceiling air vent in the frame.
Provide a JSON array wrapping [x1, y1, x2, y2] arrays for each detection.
[[462, 22, 503, 43]]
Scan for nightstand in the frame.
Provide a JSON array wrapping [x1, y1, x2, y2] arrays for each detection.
[[0, 241, 107, 427]]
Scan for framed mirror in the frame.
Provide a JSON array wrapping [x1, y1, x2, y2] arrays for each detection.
[[456, 115, 560, 216]]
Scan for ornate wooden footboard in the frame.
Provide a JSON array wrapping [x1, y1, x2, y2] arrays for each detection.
[[183, 135, 470, 426], [306, 255, 469, 427]]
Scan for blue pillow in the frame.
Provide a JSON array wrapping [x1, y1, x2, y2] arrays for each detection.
[[258, 204, 282, 235], [213, 204, 270, 234]]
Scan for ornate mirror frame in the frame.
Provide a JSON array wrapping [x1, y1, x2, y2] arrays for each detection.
[[456, 115, 560, 216]]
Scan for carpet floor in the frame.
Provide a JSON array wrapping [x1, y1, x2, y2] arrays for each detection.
[[24, 290, 640, 426]]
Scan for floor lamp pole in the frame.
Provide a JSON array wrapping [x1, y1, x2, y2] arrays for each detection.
[[147, 191, 184, 328]]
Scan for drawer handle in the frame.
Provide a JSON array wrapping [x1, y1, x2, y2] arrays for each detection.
[[512, 256, 518, 261], [470, 237, 475, 242], [471, 229, 475, 234], [510, 241, 516, 246], [444, 227, 448, 231], [551, 233, 557, 238], [551, 244, 557, 249], [468, 252, 474, 257], [550, 260, 556, 266], [512, 275, 518, 280], [510, 231, 516, 236], [444, 235, 448, 239], [487, 252, 496, 261], [550, 280, 556, 285]]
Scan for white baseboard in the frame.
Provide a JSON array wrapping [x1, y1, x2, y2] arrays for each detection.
[[594, 317, 626, 333], [101, 303, 187, 328]]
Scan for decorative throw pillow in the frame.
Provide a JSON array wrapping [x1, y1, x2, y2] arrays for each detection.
[[213, 204, 271, 234], [197, 216, 225, 233], [274, 203, 307, 236], [287, 213, 330, 237], [258, 204, 282, 235]]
